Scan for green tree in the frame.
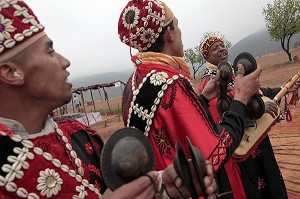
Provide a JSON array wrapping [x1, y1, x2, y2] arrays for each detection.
[[263, 0, 300, 62], [184, 47, 204, 79]]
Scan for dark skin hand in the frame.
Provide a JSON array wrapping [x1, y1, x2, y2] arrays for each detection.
[[264, 101, 278, 118], [163, 160, 217, 199], [263, 79, 300, 118], [102, 171, 158, 199]]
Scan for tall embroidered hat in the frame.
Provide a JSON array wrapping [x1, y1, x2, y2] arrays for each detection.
[[118, 0, 174, 52], [0, 0, 46, 62], [199, 37, 223, 59]]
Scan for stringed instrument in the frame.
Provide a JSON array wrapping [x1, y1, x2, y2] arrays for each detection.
[[233, 70, 300, 160]]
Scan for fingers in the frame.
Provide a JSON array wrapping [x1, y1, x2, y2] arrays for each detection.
[[215, 70, 220, 82], [264, 101, 278, 118], [234, 66, 262, 104], [206, 179, 217, 199], [104, 171, 157, 199], [163, 164, 179, 186], [205, 160, 214, 177], [204, 161, 217, 195], [235, 64, 262, 79], [248, 66, 262, 78], [207, 192, 217, 199], [235, 64, 245, 77]]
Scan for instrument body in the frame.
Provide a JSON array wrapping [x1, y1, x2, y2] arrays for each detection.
[[233, 71, 300, 160], [233, 96, 280, 160]]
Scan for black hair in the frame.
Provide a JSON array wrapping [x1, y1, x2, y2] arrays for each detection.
[[144, 20, 174, 53]]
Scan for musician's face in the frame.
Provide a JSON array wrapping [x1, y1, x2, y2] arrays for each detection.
[[206, 41, 228, 66]]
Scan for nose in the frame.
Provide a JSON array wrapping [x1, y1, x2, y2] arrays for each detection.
[[59, 53, 71, 69]]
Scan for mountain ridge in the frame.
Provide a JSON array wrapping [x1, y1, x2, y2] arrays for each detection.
[[69, 28, 300, 100], [228, 28, 300, 63]]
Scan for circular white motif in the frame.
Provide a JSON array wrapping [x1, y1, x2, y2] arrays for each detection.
[[150, 72, 168, 86], [140, 28, 156, 44], [0, 14, 15, 41], [122, 5, 140, 29], [37, 168, 63, 198]]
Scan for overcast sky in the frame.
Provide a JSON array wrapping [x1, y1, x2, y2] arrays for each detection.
[[25, 0, 274, 79]]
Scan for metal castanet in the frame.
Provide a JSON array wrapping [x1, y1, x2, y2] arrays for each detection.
[[173, 137, 207, 199], [217, 52, 266, 120], [233, 52, 265, 120], [233, 70, 300, 160], [100, 127, 156, 190], [216, 61, 233, 116]]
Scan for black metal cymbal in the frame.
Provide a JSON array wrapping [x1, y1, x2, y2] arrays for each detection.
[[101, 127, 155, 190], [217, 95, 232, 115], [247, 94, 265, 119], [186, 137, 207, 198], [173, 141, 198, 198], [217, 61, 233, 84], [233, 52, 257, 76]]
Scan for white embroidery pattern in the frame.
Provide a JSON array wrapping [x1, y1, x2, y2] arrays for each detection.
[[127, 70, 193, 137], [150, 71, 168, 86], [121, 5, 140, 29], [120, 0, 165, 51], [0, 0, 44, 53], [37, 168, 63, 198], [0, 124, 102, 198], [0, 15, 14, 41]]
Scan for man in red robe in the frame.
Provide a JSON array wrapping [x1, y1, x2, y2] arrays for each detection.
[[118, 1, 262, 198], [198, 36, 288, 198]]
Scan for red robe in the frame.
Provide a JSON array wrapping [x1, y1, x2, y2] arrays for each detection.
[[0, 118, 105, 198], [122, 61, 248, 176], [198, 62, 287, 199]]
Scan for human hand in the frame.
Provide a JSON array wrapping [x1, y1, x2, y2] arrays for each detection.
[[234, 64, 262, 104], [264, 101, 278, 118], [162, 160, 217, 199], [201, 70, 221, 101], [102, 171, 158, 199]]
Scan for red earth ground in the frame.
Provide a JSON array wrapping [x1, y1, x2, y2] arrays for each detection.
[[84, 48, 300, 197]]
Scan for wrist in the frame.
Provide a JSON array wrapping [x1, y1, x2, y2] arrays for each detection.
[[200, 94, 210, 104], [233, 94, 248, 105]]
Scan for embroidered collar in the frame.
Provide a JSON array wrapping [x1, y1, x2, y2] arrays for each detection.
[[205, 61, 218, 71], [136, 52, 191, 78], [0, 116, 56, 139], [203, 61, 235, 87]]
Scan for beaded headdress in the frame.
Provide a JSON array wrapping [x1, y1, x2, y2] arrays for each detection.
[[118, 0, 174, 52], [0, 0, 45, 62], [199, 37, 223, 59]]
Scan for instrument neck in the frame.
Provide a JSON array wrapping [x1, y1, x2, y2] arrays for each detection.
[[273, 71, 300, 101]]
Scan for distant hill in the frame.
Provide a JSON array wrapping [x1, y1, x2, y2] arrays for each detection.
[[228, 28, 300, 63], [70, 70, 133, 88], [69, 70, 134, 103]]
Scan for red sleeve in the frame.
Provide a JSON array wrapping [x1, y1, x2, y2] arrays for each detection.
[[150, 80, 229, 171], [198, 76, 211, 94]]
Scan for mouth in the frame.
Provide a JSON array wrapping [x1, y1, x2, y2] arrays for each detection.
[[65, 73, 72, 87], [220, 52, 227, 59]]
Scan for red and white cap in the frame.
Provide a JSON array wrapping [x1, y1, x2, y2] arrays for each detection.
[[118, 0, 174, 52], [0, 0, 46, 62]]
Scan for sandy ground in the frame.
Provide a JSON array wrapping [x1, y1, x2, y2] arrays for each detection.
[[75, 48, 300, 197]]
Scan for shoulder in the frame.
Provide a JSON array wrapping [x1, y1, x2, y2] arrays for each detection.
[[54, 117, 99, 136]]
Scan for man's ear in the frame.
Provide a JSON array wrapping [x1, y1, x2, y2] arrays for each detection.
[[164, 27, 174, 42], [0, 62, 24, 85]]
